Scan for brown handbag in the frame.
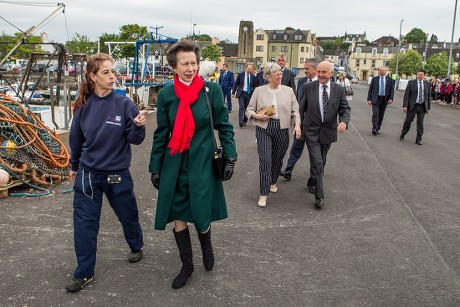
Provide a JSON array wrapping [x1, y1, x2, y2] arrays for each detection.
[[257, 105, 276, 116]]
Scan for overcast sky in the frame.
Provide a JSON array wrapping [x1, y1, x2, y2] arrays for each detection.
[[1, 0, 458, 46]]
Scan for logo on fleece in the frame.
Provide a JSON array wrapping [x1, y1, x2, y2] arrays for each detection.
[[106, 115, 122, 126]]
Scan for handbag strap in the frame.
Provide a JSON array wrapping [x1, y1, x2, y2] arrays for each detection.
[[203, 84, 218, 149]]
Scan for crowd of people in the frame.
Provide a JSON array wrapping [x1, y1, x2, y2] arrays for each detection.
[[67, 42, 450, 293], [430, 77, 460, 106]]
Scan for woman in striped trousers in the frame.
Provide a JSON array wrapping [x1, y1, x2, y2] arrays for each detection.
[[246, 63, 301, 207]]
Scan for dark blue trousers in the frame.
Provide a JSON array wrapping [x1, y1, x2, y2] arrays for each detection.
[[238, 92, 251, 124], [72, 169, 143, 279], [222, 88, 232, 111], [285, 137, 306, 173]]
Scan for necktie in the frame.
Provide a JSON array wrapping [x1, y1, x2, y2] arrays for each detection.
[[322, 84, 329, 118], [224, 71, 227, 78], [379, 76, 385, 96], [247, 74, 251, 94], [418, 81, 423, 104]]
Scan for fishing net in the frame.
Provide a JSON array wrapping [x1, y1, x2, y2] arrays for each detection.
[[0, 94, 70, 188]]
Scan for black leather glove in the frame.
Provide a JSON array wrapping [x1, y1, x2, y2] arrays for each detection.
[[151, 173, 160, 190], [222, 159, 236, 181]]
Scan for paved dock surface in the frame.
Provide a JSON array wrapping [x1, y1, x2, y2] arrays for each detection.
[[1, 82, 460, 306]]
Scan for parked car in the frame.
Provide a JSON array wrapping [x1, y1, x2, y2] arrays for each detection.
[[114, 64, 128, 76], [351, 75, 359, 84]]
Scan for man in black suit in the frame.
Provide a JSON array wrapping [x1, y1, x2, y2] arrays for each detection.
[[298, 61, 351, 209], [400, 69, 431, 145], [218, 64, 235, 112], [277, 53, 296, 93], [232, 63, 256, 127], [367, 66, 394, 135], [282, 58, 318, 180], [255, 64, 267, 87]]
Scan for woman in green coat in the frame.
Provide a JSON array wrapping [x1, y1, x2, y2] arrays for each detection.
[[149, 40, 237, 289]]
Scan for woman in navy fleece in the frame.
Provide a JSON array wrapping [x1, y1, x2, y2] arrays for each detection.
[[66, 53, 148, 293]]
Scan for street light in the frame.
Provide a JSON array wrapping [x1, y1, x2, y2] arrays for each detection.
[[395, 19, 404, 87], [192, 23, 197, 41], [447, 0, 458, 77]]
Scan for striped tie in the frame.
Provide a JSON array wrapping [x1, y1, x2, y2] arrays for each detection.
[[418, 81, 423, 104], [322, 84, 329, 119], [379, 76, 385, 96]]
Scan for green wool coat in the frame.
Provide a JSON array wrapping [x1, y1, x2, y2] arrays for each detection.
[[149, 81, 237, 231]]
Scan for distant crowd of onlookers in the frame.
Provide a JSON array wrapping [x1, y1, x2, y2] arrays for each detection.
[[430, 77, 460, 106]]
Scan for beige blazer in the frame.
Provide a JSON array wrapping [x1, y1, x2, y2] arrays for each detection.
[[246, 84, 301, 129]]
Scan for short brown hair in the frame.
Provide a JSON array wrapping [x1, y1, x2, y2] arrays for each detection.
[[166, 40, 200, 68]]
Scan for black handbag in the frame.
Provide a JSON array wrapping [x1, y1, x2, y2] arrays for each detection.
[[346, 87, 354, 96], [203, 85, 227, 180]]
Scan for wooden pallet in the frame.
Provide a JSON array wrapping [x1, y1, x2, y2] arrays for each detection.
[[0, 180, 25, 198]]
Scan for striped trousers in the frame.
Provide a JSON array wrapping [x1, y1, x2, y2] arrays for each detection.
[[256, 119, 289, 195]]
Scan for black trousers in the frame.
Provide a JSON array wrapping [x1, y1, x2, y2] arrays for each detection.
[[371, 97, 388, 131], [305, 138, 331, 199], [401, 104, 426, 141]]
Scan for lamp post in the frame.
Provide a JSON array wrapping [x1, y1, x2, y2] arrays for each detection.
[[395, 19, 404, 89], [447, 0, 458, 77], [192, 23, 197, 42]]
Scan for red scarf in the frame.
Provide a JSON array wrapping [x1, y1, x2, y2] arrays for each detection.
[[167, 74, 204, 155]]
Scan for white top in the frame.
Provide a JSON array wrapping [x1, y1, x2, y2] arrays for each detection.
[[267, 85, 281, 119]]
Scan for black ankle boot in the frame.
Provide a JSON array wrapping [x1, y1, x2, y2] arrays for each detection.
[[172, 227, 194, 289], [198, 227, 214, 271]]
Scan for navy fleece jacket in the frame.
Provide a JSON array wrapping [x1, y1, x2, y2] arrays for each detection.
[[69, 91, 145, 173]]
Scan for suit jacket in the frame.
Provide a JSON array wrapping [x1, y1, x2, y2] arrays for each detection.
[[296, 77, 307, 101], [367, 75, 395, 104], [281, 68, 296, 93], [403, 79, 431, 112], [245, 85, 300, 129], [299, 80, 351, 144], [232, 71, 256, 98], [218, 70, 235, 91], [255, 70, 267, 87]]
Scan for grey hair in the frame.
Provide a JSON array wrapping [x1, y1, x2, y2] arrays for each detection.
[[263, 62, 281, 79], [199, 60, 217, 80]]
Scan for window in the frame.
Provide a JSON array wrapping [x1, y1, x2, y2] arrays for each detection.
[[256, 34, 264, 40], [371, 60, 376, 68], [283, 34, 288, 40], [295, 34, 302, 40], [300, 58, 304, 63], [271, 46, 277, 52], [372, 48, 377, 56], [272, 34, 277, 39], [356, 47, 361, 55], [301, 47, 305, 52], [281, 46, 288, 52], [256, 45, 264, 52], [356, 60, 360, 67], [306, 47, 309, 52], [363, 60, 367, 65], [383, 48, 389, 56]]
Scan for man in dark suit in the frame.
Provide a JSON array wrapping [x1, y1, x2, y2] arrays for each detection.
[[298, 61, 351, 209], [277, 53, 296, 93], [232, 63, 256, 127], [255, 64, 267, 87], [400, 69, 431, 145], [218, 64, 235, 112], [367, 66, 394, 135], [282, 58, 318, 180]]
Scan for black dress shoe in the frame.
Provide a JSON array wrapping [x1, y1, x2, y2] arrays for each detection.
[[314, 198, 324, 209], [416, 140, 423, 145], [283, 171, 292, 180], [308, 185, 316, 194], [400, 134, 404, 141], [372, 130, 377, 135], [239, 122, 244, 128], [377, 129, 381, 134]]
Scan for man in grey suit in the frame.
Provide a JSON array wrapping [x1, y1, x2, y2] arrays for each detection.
[[400, 69, 431, 145], [367, 66, 394, 135], [298, 61, 351, 209], [277, 53, 296, 93]]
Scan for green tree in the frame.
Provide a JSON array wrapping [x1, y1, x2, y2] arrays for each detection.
[[425, 52, 448, 77], [455, 63, 460, 75], [185, 34, 212, 41], [0, 33, 43, 60], [404, 28, 428, 43], [98, 33, 120, 55], [118, 24, 149, 59], [201, 44, 222, 63], [65, 33, 96, 54], [388, 49, 423, 77]]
